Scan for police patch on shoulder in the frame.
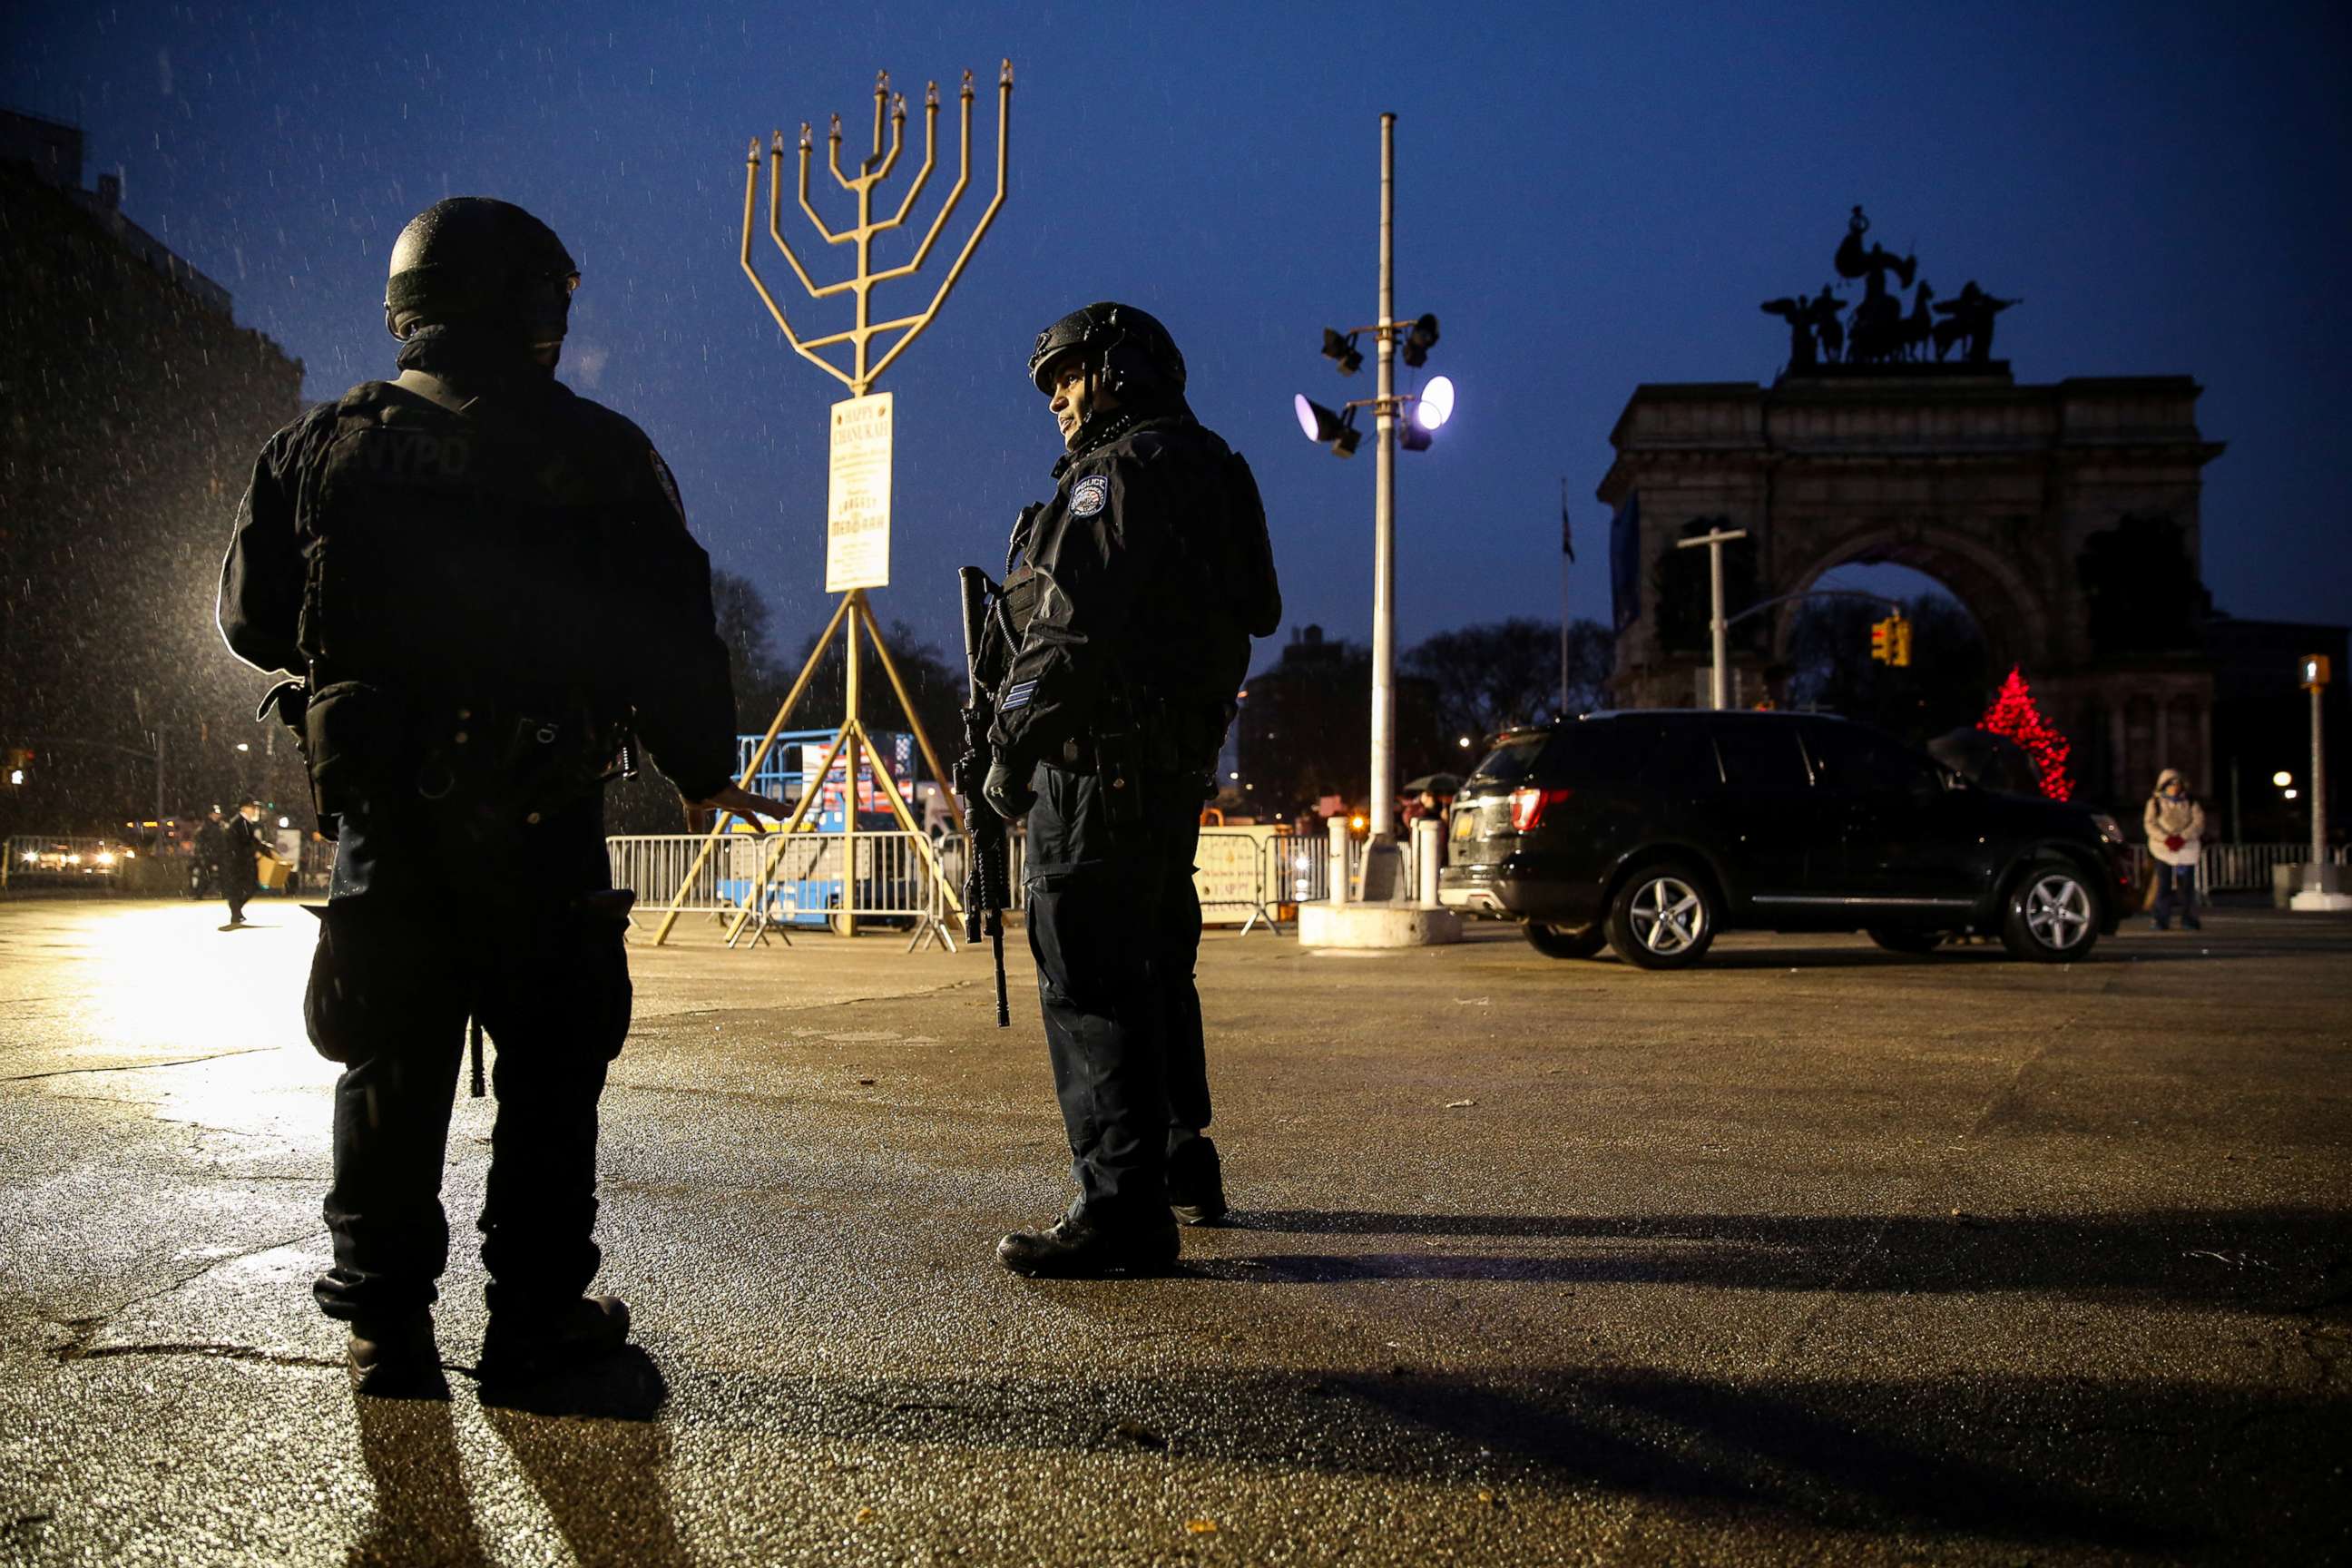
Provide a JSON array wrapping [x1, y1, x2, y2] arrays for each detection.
[[1068, 474, 1111, 518]]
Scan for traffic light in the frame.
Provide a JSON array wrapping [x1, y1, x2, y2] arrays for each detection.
[[4, 748, 29, 786], [1868, 616, 1913, 667]]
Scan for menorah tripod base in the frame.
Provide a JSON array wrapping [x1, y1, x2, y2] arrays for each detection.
[[645, 588, 967, 949]]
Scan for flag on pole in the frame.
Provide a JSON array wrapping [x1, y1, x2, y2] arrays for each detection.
[[1559, 477, 1574, 562]]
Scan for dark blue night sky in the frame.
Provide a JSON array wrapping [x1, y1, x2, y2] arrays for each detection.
[[7, 1, 2347, 664]]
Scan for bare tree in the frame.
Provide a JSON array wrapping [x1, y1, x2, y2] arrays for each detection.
[[1405, 617, 1614, 748]]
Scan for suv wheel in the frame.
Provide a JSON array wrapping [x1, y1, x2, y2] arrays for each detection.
[[2000, 860, 2101, 964], [1525, 921, 1606, 960], [1867, 927, 1944, 956], [1607, 863, 1718, 970]]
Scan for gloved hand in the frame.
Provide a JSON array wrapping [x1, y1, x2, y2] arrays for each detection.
[[983, 756, 1037, 823], [2165, 835, 2184, 852]]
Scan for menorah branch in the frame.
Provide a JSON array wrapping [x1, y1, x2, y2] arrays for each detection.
[[739, 62, 1011, 397]]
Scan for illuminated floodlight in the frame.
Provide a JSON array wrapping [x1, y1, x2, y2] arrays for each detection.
[[1294, 394, 1361, 456], [1415, 375, 1455, 431]]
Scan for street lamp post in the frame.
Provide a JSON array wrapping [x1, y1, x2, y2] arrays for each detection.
[[2289, 654, 2347, 910], [1294, 113, 1451, 904], [1369, 112, 1399, 849], [2308, 657, 2330, 878], [1675, 527, 1749, 710]]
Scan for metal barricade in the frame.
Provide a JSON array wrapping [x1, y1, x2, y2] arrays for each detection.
[[1195, 829, 1282, 934], [2198, 840, 2347, 891], [1268, 830, 1328, 906], [608, 830, 946, 941], [5, 833, 135, 888]]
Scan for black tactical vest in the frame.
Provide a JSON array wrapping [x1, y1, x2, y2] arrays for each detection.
[[297, 380, 636, 715]]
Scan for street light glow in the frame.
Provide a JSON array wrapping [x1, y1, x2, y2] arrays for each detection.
[[2285, 788, 2300, 799], [1415, 375, 1455, 431], [2273, 770, 2293, 787]]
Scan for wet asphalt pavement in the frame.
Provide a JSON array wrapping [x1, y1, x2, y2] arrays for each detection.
[[0, 895, 2347, 1566]]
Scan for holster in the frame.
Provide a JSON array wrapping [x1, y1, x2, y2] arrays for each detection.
[[289, 674, 621, 837], [1088, 686, 1150, 835], [299, 680, 400, 836]]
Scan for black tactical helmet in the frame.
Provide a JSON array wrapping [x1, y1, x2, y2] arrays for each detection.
[[383, 197, 579, 344], [1027, 302, 1186, 397]]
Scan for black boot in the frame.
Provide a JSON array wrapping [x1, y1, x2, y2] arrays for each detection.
[[347, 1311, 445, 1398], [477, 1295, 631, 1386], [1167, 1137, 1229, 1227], [996, 1210, 1180, 1279]]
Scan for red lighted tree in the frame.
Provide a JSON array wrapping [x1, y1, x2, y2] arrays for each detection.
[[1978, 666, 2075, 801]]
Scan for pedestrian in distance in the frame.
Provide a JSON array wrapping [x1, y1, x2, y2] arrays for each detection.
[[969, 302, 1281, 1278], [192, 808, 228, 900], [220, 800, 272, 928], [2143, 767, 2205, 931], [217, 196, 787, 1397]]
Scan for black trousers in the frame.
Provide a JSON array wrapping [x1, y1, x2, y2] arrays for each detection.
[[306, 799, 631, 1321], [1021, 761, 1210, 1228]]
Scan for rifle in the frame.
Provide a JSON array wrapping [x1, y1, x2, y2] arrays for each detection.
[[956, 566, 1012, 1027]]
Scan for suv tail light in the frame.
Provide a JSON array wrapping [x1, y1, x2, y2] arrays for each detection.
[[1508, 785, 1573, 832]]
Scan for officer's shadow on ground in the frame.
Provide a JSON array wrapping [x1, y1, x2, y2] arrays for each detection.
[[348, 1350, 682, 1568], [348, 1396, 494, 1568], [1191, 1205, 2348, 1309]]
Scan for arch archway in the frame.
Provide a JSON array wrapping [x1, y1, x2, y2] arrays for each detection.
[[1771, 522, 2050, 680], [1597, 374, 2221, 805]]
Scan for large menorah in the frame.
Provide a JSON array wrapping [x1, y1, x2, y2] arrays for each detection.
[[647, 63, 1011, 948]]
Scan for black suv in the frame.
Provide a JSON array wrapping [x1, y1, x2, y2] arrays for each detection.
[[1437, 710, 2132, 968]]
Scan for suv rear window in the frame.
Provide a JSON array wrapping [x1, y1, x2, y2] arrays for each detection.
[[1467, 734, 1551, 786]]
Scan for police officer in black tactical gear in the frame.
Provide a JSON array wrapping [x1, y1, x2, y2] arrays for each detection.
[[218, 196, 785, 1395], [975, 302, 1281, 1278]]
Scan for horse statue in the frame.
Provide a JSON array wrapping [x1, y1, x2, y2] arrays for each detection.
[[1835, 206, 1917, 367]]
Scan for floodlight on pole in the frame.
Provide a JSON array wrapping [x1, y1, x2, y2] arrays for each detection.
[[1293, 394, 1361, 456], [1413, 375, 1455, 430], [1401, 312, 1439, 368], [1321, 328, 1364, 375]]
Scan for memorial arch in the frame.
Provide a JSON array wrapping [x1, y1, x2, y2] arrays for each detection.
[[1598, 371, 2224, 808], [1598, 211, 2224, 808]]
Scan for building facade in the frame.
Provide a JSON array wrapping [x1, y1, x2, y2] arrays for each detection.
[[1, 110, 309, 838]]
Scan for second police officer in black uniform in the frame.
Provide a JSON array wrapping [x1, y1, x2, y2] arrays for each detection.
[[219, 197, 784, 1394], [977, 303, 1281, 1277]]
